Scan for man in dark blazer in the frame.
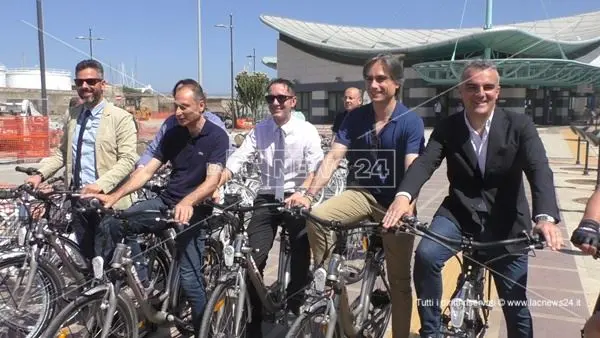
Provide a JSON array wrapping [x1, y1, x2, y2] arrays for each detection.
[[382, 60, 563, 338]]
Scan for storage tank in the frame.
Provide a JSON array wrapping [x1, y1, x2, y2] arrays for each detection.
[[0, 64, 6, 87], [6, 67, 72, 91]]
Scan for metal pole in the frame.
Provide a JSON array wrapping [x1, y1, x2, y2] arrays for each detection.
[[89, 28, 93, 59], [576, 136, 581, 165], [252, 48, 256, 72], [36, 0, 48, 116], [229, 13, 235, 123], [584, 140, 590, 175], [483, 0, 493, 59], [197, 0, 202, 85]]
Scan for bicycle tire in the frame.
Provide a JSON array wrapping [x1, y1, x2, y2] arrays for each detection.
[[169, 237, 222, 336], [286, 305, 342, 338], [0, 254, 65, 338], [42, 288, 138, 338], [198, 278, 248, 338]]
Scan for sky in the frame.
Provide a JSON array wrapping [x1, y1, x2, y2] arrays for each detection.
[[0, 0, 599, 95]]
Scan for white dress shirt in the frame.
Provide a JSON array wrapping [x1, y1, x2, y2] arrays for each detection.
[[226, 116, 324, 196], [464, 110, 493, 175]]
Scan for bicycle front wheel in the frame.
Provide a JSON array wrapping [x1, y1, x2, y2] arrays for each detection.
[[42, 288, 138, 338], [286, 305, 342, 338], [199, 278, 248, 338]]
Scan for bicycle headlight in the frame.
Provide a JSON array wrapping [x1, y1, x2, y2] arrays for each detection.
[[313, 267, 327, 293], [223, 245, 235, 267]]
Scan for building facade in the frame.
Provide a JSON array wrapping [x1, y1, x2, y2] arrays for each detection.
[[261, 11, 600, 126]]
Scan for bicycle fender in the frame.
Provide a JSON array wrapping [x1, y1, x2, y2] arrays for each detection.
[[0, 250, 27, 261], [82, 283, 112, 297]]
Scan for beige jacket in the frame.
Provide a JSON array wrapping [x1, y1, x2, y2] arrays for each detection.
[[38, 100, 138, 209]]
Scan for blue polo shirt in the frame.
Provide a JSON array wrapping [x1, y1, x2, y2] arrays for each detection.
[[335, 102, 425, 207], [154, 120, 229, 206]]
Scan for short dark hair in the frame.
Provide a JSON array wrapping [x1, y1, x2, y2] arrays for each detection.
[[75, 59, 104, 78], [172, 78, 206, 102], [267, 78, 295, 96], [362, 53, 404, 97], [460, 60, 499, 83]]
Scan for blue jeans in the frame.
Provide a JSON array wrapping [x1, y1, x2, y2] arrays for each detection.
[[94, 198, 208, 332], [413, 216, 532, 338]]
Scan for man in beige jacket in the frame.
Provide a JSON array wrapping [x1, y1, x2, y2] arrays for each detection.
[[25, 59, 138, 259]]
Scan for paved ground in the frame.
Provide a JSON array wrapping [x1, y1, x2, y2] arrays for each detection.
[[1, 126, 598, 337]]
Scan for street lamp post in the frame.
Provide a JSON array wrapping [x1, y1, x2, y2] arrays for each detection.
[[215, 13, 235, 124], [197, 0, 203, 85], [36, 0, 48, 116], [76, 28, 105, 59], [246, 48, 256, 72]]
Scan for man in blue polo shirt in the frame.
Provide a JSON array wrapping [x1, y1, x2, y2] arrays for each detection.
[[137, 78, 229, 167], [289, 54, 425, 338], [88, 80, 229, 334]]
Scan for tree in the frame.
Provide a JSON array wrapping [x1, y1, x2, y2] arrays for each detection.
[[235, 71, 269, 122]]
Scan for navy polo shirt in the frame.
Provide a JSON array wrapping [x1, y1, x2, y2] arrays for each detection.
[[335, 102, 425, 207], [154, 120, 229, 206]]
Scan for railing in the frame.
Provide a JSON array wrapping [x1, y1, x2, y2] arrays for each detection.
[[569, 122, 600, 189]]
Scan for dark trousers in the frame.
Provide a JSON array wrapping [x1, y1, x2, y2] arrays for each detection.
[[72, 206, 102, 260], [246, 194, 311, 334], [94, 198, 208, 333], [414, 216, 532, 338]]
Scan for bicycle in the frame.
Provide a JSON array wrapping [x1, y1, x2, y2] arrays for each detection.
[[401, 216, 546, 338], [199, 194, 296, 337], [286, 208, 392, 338], [42, 205, 221, 338], [0, 175, 92, 337]]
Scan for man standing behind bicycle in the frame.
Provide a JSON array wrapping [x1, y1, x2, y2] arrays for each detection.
[[387, 60, 563, 338], [213, 78, 323, 337], [86, 80, 229, 335], [288, 53, 425, 338]]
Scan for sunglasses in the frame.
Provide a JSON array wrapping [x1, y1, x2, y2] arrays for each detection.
[[265, 95, 294, 104], [75, 78, 103, 87]]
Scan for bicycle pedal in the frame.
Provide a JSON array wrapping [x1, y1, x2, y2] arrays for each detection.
[[370, 289, 390, 308]]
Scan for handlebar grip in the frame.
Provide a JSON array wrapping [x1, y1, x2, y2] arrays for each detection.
[[15, 166, 39, 176]]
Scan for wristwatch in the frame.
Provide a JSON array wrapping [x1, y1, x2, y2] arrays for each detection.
[[535, 215, 557, 224], [295, 187, 307, 195]]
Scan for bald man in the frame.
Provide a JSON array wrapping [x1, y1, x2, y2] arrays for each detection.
[[331, 87, 362, 135]]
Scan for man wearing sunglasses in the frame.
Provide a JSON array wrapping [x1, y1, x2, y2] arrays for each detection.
[[214, 78, 323, 336], [288, 54, 425, 338], [25, 59, 138, 260]]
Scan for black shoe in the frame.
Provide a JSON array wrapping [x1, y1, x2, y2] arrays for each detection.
[[246, 319, 262, 338]]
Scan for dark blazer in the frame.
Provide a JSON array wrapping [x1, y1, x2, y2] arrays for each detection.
[[399, 109, 559, 244]]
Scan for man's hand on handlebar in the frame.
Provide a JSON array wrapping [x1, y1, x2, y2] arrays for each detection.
[[174, 199, 194, 225], [382, 195, 413, 229], [533, 220, 563, 251], [82, 193, 119, 209], [284, 191, 309, 209], [571, 219, 600, 256], [25, 175, 43, 189], [81, 183, 103, 194]]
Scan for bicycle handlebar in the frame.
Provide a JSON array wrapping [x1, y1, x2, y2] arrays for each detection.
[[286, 206, 382, 231], [205, 199, 285, 213], [15, 166, 40, 176], [400, 216, 546, 250]]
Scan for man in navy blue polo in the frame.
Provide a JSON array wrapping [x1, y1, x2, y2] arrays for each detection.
[[137, 78, 230, 167], [288, 54, 425, 338], [88, 80, 229, 334]]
